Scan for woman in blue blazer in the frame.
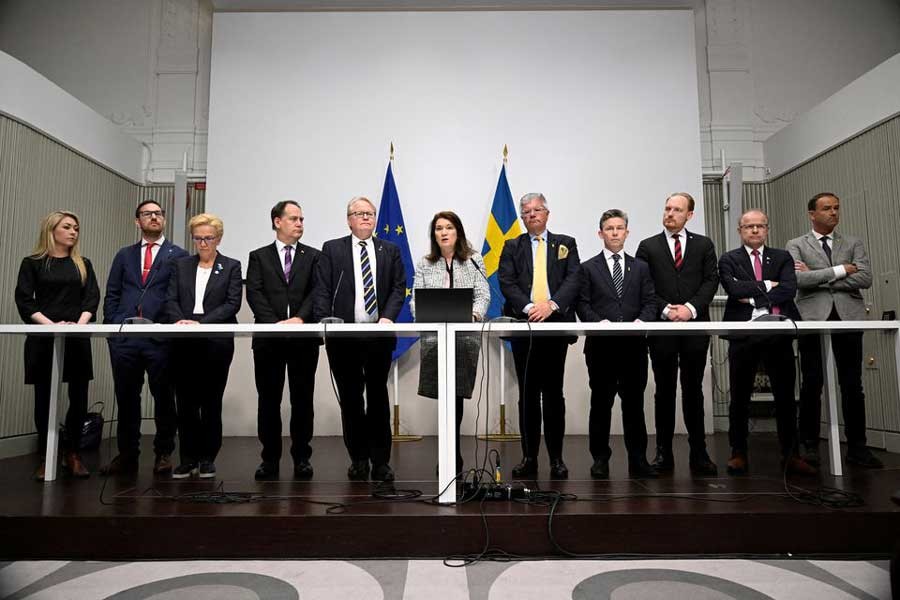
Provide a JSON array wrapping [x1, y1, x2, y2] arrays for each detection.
[[166, 213, 242, 479]]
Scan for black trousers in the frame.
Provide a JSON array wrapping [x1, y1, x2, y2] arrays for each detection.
[[510, 337, 569, 460], [648, 334, 710, 454], [173, 335, 234, 463], [108, 338, 177, 457], [585, 338, 650, 463], [798, 310, 867, 447], [727, 335, 798, 455], [34, 378, 88, 454], [326, 337, 393, 466], [254, 339, 320, 464]]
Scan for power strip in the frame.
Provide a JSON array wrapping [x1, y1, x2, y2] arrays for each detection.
[[461, 481, 533, 501]]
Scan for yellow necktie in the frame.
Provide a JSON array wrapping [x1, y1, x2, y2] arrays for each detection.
[[533, 235, 549, 303]]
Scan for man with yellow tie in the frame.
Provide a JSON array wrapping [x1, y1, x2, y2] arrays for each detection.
[[499, 193, 582, 479]]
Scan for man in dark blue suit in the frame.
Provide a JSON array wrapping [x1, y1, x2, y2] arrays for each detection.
[[101, 200, 188, 475], [313, 196, 406, 482], [719, 209, 816, 476], [577, 209, 658, 479]]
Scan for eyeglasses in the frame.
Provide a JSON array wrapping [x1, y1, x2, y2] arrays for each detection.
[[348, 211, 375, 219], [192, 236, 217, 244], [520, 207, 548, 217], [740, 223, 768, 231], [138, 210, 166, 219]]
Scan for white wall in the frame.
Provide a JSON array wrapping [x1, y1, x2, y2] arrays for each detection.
[[763, 53, 900, 178], [0, 51, 144, 182]]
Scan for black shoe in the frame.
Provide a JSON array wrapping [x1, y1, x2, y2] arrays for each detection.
[[628, 458, 659, 479], [172, 462, 198, 479], [652, 447, 675, 473], [590, 458, 609, 480], [293, 460, 314, 479], [198, 461, 216, 479], [347, 459, 370, 480], [689, 451, 718, 477], [549, 458, 569, 480], [371, 463, 395, 482], [847, 445, 884, 469], [511, 457, 538, 478], [254, 461, 279, 480], [802, 442, 820, 467]]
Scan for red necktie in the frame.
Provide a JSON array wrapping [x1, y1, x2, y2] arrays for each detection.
[[673, 233, 683, 269], [752, 249, 779, 315], [142, 242, 155, 285]]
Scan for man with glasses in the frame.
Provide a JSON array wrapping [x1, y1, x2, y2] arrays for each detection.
[[498, 193, 581, 479], [786, 193, 882, 469], [101, 200, 188, 475], [313, 197, 406, 482], [719, 209, 815, 476]]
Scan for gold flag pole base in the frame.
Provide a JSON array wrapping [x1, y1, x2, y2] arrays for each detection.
[[391, 405, 423, 443], [476, 405, 520, 441]]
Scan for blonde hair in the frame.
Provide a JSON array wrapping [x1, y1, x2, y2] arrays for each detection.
[[189, 213, 224, 238], [346, 196, 376, 216], [31, 211, 87, 284]]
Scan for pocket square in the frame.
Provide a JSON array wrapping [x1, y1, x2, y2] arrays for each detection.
[[558, 245, 569, 259]]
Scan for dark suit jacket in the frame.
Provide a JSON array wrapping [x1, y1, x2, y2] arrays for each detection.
[[104, 239, 188, 324], [635, 230, 718, 321], [166, 252, 243, 324], [313, 235, 406, 324], [576, 252, 657, 353], [498, 231, 581, 322], [246, 241, 321, 349], [718, 246, 801, 322]]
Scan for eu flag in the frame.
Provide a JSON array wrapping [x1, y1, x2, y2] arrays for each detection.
[[480, 164, 522, 320], [375, 162, 417, 360]]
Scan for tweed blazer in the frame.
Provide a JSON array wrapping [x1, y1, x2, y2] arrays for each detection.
[[785, 230, 872, 321], [409, 253, 490, 320]]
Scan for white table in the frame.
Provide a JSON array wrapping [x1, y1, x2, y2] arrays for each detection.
[[1, 320, 897, 503]]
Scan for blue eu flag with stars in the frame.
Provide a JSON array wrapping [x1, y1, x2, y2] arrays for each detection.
[[375, 162, 417, 361]]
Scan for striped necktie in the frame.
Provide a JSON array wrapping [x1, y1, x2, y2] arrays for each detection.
[[673, 233, 683, 269], [359, 241, 377, 317], [612, 253, 624, 297]]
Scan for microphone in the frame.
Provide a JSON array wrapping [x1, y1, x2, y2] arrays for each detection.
[[470, 257, 519, 323], [124, 246, 171, 325], [320, 269, 345, 324]]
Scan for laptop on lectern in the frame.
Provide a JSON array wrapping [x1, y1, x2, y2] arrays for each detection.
[[414, 288, 474, 323]]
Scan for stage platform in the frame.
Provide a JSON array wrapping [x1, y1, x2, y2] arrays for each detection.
[[1, 434, 897, 560]]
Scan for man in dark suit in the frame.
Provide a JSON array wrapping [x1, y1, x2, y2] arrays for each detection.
[[498, 192, 581, 479], [101, 200, 188, 476], [313, 196, 406, 482], [636, 192, 718, 476], [247, 201, 322, 481], [577, 209, 658, 479], [787, 193, 882, 469], [719, 209, 816, 476]]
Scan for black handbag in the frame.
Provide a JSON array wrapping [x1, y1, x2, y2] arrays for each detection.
[[60, 402, 105, 450]]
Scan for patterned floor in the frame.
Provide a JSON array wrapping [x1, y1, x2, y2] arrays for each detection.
[[0, 558, 892, 599]]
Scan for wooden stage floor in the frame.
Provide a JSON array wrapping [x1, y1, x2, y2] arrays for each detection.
[[1, 434, 898, 560]]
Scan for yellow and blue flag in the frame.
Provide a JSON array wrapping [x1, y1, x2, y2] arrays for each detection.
[[376, 162, 417, 360], [480, 164, 521, 319]]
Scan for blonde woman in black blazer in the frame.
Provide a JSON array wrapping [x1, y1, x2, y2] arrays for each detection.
[[166, 213, 242, 479]]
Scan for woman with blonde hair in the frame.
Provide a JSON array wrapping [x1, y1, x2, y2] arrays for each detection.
[[166, 213, 242, 479], [14, 211, 100, 480]]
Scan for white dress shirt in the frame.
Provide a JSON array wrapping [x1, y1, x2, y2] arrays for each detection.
[[140, 235, 165, 270], [811, 230, 847, 280], [660, 229, 698, 320], [193, 265, 212, 315], [352, 234, 378, 323], [275, 238, 297, 318], [743, 245, 773, 320], [523, 229, 556, 314]]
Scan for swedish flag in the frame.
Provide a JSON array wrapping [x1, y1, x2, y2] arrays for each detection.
[[480, 164, 522, 320], [375, 162, 417, 360]]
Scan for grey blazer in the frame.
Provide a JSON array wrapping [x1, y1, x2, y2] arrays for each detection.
[[409, 253, 490, 320], [785, 230, 872, 321]]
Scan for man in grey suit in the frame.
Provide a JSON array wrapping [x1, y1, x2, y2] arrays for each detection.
[[786, 192, 882, 469]]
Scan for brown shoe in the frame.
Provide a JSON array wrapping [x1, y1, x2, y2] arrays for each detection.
[[726, 451, 748, 475], [154, 453, 174, 475], [64, 451, 90, 478], [100, 453, 139, 476], [33, 462, 46, 482], [783, 454, 818, 476]]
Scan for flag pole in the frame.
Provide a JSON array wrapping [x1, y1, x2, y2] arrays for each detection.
[[387, 140, 422, 443], [478, 144, 520, 442]]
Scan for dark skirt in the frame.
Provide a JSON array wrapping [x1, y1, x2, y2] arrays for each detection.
[[23, 335, 94, 384]]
